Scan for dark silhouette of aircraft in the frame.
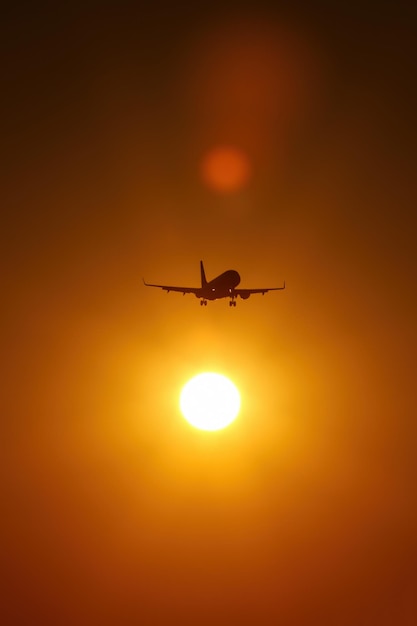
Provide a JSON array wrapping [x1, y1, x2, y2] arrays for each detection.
[[143, 261, 285, 306]]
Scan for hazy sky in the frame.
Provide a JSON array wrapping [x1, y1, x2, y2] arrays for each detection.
[[2, 2, 416, 624]]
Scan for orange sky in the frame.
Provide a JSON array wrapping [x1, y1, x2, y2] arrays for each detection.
[[2, 2, 416, 625]]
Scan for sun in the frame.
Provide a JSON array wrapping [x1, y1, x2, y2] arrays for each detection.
[[180, 373, 241, 431], [201, 146, 251, 193]]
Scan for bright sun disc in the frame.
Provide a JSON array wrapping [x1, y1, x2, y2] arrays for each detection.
[[180, 373, 240, 431]]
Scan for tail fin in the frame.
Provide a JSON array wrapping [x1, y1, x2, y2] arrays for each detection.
[[200, 260, 207, 287]]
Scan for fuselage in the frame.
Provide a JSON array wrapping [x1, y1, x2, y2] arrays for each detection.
[[197, 269, 240, 300]]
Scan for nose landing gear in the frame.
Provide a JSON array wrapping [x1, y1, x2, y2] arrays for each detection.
[[200, 299, 207, 306]]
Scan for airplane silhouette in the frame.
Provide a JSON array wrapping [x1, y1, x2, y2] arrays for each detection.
[[143, 261, 285, 306]]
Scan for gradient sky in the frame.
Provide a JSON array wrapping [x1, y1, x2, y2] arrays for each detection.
[[2, 2, 416, 624]]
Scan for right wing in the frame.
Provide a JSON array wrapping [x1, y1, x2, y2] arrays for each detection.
[[234, 281, 286, 297], [143, 279, 198, 295]]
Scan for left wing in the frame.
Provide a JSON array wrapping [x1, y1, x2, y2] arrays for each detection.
[[234, 281, 286, 297], [143, 279, 198, 295]]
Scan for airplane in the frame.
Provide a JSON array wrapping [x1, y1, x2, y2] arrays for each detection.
[[143, 260, 285, 306]]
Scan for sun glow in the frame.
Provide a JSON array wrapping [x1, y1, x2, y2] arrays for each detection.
[[201, 146, 251, 193], [180, 373, 240, 431]]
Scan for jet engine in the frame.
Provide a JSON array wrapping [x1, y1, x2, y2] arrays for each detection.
[[239, 293, 250, 299]]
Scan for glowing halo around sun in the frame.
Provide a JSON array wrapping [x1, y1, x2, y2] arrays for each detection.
[[201, 146, 251, 193], [180, 373, 241, 431]]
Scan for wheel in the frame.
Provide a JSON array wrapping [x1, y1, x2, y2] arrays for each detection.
[[200, 300, 204, 306]]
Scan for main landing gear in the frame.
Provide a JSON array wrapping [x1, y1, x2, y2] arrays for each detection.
[[200, 299, 208, 306], [229, 300, 237, 307]]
